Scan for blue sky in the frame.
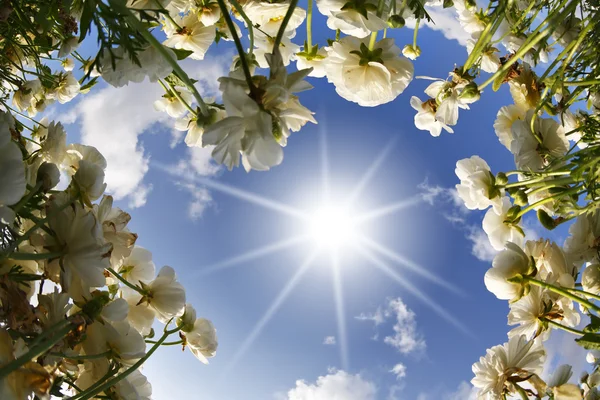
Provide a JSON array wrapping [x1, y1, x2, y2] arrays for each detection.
[[48, 4, 588, 399]]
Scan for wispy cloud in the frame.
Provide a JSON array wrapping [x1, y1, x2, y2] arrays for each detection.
[[389, 363, 407, 380], [406, 6, 470, 47], [357, 297, 426, 355], [285, 369, 376, 400]]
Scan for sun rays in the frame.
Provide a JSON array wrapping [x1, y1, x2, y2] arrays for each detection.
[[160, 131, 468, 375]]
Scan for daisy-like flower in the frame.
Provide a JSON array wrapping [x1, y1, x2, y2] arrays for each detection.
[[455, 155, 504, 213], [296, 46, 328, 78], [508, 286, 547, 340], [61, 58, 75, 72], [484, 242, 532, 301], [471, 335, 545, 399], [163, 14, 215, 60], [410, 96, 454, 137], [316, 0, 386, 38], [423, 78, 479, 126], [510, 111, 569, 172], [508, 66, 541, 111], [564, 211, 600, 266], [196, 1, 221, 26], [454, 0, 486, 38], [242, 0, 306, 37], [115, 246, 156, 286], [493, 105, 526, 151], [325, 37, 413, 107], [482, 197, 524, 251]]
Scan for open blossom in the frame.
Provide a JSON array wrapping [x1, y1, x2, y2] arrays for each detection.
[[114, 369, 153, 400], [316, 0, 386, 38], [100, 46, 173, 87], [564, 212, 600, 266], [582, 264, 600, 295], [115, 246, 156, 285], [455, 156, 504, 213], [163, 14, 215, 60], [410, 96, 453, 137], [510, 111, 569, 172], [143, 266, 186, 322], [472, 335, 545, 399], [72, 159, 107, 204], [466, 39, 500, 73], [184, 318, 218, 364], [12, 79, 41, 111], [508, 286, 547, 340], [326, 37, 413, 107], [482, 197, 524, 251], [424, 78, 478, 126], [175, 108, 226, 147], [454, 0, 486, 38], [94, 195, 138, 265], [493, 105, 526, 151], [296, 47, 328, 78], [52, 72, 80, 104], [243, 0, 306, 37], [253, 31, 300, 69], [484, 242, 531, 301], [0, 112, 26, 225], [154, 87, 193, 118]]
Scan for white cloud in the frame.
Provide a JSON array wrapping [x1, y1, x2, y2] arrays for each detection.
[[406, 6, 470, 46], [446, 381, 478, 400], [61, 55, 229, 208], [389, 363, 407, 380], [323, 336, 336, 345], [357, 298, 426, 355], [286, 370, 377, 400], [384, 298, 426, 355], [466, 226, 498, 262]]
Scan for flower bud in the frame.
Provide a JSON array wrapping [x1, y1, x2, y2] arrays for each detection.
[[36, 162, 60, 192], [537, 209, 557, 230], [582, 264, 600, 295], [513, 190, 528, 206], [387, 15, 405, 28], [402, 45, 421, 60], [495, 172, 508, 185], [459, 82, 481, 102]]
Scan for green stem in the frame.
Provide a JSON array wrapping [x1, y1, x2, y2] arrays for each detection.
[[522, 276, 600, 313], [74, 327, 182, 400], [541, 317, 584, 336], [368, 31, 378, 50], [10, 181, 43, 214], [113, 1, 209, 117], [107, 268, 146, 295], [413, 19, 420, 48], [516, 386, 529, 400], [145, 339, 183, 346], [229, 0, 254, 54], [215, 0, 256, 95], [306, 0, 313, 48], [515, 185, 581, 218], [565, 286, 600, 303], [0, 319, 74, 380], [158, 78, 196, 115], [49, 351, 112, 361], [503, 175, 574, 189], [273, 0, 299, 50], [8, 251, 64, 260], [463, 2, 507, 71], [564, 79, 600, 87]]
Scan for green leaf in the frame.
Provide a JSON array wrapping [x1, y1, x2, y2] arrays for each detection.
[[585, 315, 600, 333], [576, 333, 600, 350], [169, 47, 194, 60], [79, 0, 96, 42]]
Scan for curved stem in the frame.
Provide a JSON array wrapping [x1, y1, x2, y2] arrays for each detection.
[[158, 78, 196, 115], [107, 268, 146, 295], [541, 317, 584, 336], [413, 18, 420, 48], [229, 0, 254, 54], [522, 276, 600, 313], [273, 0, 299, 50]]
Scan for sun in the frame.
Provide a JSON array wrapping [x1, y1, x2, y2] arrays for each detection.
[[308, 205, 357, 249]]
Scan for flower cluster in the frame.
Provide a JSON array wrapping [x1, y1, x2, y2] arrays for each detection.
[[0, 105, 217, 399]]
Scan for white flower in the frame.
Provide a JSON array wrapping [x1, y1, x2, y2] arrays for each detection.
[[253, 31, 300, 69], [466, 40, 500, 73], [123, 289, 155, 336], [325, 37, 413, 107], [455, 156, 503, 213], [93, 195, 138, 266], [472, 335, 545, 399], [316, 0, 386, 38], [511, 111, 569, 172], [61, 58, 75, 71], [177, 109, 226, 147], [526, 239, 577, 282], [454, 0, 486, 38], [83, 321, 146, 365], [178, 303, 197, 332], [508, 286, 546, 340], [100, 46, 174, 87], [184, 318, 218, 364], [163, 14, 214, 60], [58, 36, 79, 58], [37, 289, 72, 327], [402, 45, 421, 60], [72, 159, 107, 204], [144, 266, 186, 322], [0, 112, 25, 225], [582, 264, 600, 295], [197, 1, 221, 26], [102, 298, 130, 322], [114, 369, 152, 400], [493, 105, 526, 151], [410, 96, 453, 137], [296, 47, 328, 78], [552, 17, 581, 47], [46, 199, 112, 289], [484, 242, 531, 301], [548, 365, 582, 400], [53, 72, 80, 104], [483, 197, 524, 251], [12, 80, 41, 111], [154, 87, 193, 118], [128, 0, 171, 9], [243, 0, 306, 37], [424, 79, 478, 126], [116, 246, 156, 285], [564, 212, 600, 266], [503, 34, 549, 65], [203, 84, 276, 171]]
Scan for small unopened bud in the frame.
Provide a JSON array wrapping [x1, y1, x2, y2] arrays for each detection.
[[495, 172, 508, 185], [513, 190, 528, 206], [537, 209, 556, 230], [459, 82, 481, 102], [582, 264, 600, 295], [36, 162, 60, 191], [443, 0, 454, 7], [402, 45, 421, 60], [387, 15, 405, 28], [465, 0, 476, 9]]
